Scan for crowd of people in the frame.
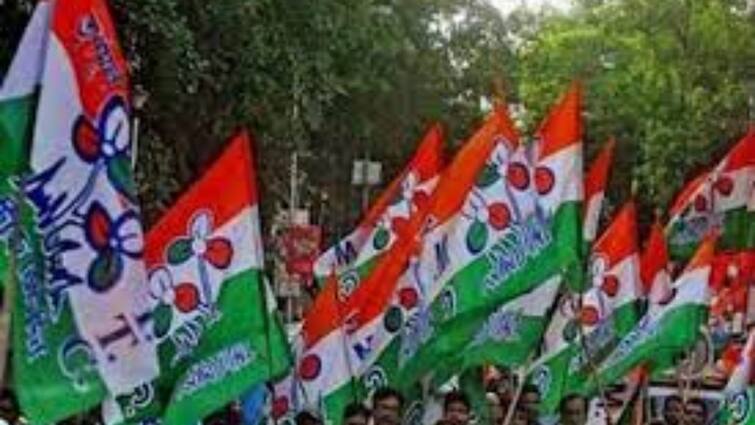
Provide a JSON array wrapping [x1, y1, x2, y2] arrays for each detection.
[[289, 373, 713, 425]]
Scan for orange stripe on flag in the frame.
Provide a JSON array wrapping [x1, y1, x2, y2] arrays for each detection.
[[145, 131, 258, 266], [536, 81, 583, 160]]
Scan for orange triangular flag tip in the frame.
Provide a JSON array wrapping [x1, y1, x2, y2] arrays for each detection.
[[362, 123, 444, 225], [640, 218, 669, 294], [683, 232, 718, 273], [301, 273, 342, 348], [592, 200, 637, 267], [537, 81, 583, 160], [587, 138, 616, 190], [584, 137, 616, 213]]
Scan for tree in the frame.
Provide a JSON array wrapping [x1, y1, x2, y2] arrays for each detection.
[[512, 0, 755, 222]]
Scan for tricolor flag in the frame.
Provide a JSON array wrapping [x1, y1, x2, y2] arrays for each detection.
[[724, 331, 755, 396], [534, 81, 585, 286], [105, 132, 290, 424], [593, 234, 717, 389], [667, 130, 755, 259], [386, 104, 554, 385], [280, 128, 444, 424], [14, 1, 155, 422], [715, 332, 755, 425], [334, 106, 522, 388], [311, 125, 444, 287], [641, 218, 673, 309], [583, 138, 615, 243], [530, 201, 641, 413]]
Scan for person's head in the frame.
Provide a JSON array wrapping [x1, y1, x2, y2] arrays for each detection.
[[559, 393, 588, 425], [442, 391, 472, 425], [510, 406, 530, 425], [519, 384, 540, 422], [486, 392, 504, 425], [0, 388, 18, 422], [685, 398, 707, 425], [372, 387, 404, 425], [663, 395, 684, 425], [295, 408, 323, 425], [343, 402, 370, 425]]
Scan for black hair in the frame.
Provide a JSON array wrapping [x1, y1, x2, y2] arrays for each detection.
[[664, 394, 683, 410], [295, 410, 321, 425], [343, 402, 371, 421], [373, 386, 405, 409], [443, 390, 471, 412], [521, 384, 540, 396], [686, 398, 708, 417]]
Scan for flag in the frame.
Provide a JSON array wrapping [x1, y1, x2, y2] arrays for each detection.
[[457, 275, 561, 370], [9, 1, 156, 422], [396, 83, 585, 385], [104, 132, 291, 424], [282, 127, 444, 424], [725, 331, 755, 396], [583, 138, 615, 243], [383, 105, 552, 384], [592, 234, 716, 389], [667, 130, 755, 259], [311, 125, 444, 286], [641, 219, 673, 307], [714, 388, 755, 425], [535, 81, 585, 285], [530, 201, 641, 413], [0, 1, 49, 176]]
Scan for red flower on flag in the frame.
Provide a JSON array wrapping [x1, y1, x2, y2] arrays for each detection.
[[83, 201, 143, 292], [72, 96, 137, 202]]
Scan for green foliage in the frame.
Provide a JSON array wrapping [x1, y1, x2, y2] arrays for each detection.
[[514, 0, 755, 219], [2, 0, 754, 239]]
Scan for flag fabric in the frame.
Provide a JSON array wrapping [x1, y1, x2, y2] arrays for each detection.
[[396, 83, 585, 386], [2, 4, 111, 424], [534, 81, 585, 287], [284, 106, 516, 422], [383, 106, 551, 383], [7, 2, 154, 422], [530, 201, 641, 413], [714, 388, 755, 425], [0, 0, 49, 176], [457, 275, 561, 370], [311, 125, 444, 287], [291, 111, 510, 425], [283, 128, 445, 424], [667, 130, 755, 259], [724, 331, 755, 396], [641, 219, 673, 307], [583, 138, 615, 244], [592, 234, 717, 390], [104, 132, 290, 424]]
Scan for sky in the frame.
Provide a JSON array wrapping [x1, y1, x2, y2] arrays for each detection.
[[489, 0, 573, 16]]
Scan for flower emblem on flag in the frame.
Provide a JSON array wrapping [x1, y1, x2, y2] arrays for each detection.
[[462, 188, 512, 255], [166, 211, 233, 311], [72, 96, 136, 202], [534, 166, 556, 195], [83, 201, 143, 292], [298, 353, 322, 381], [373, 172, 428, 250]]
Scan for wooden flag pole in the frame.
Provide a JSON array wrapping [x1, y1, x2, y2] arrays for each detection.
[[502, 356, 530, 425]]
